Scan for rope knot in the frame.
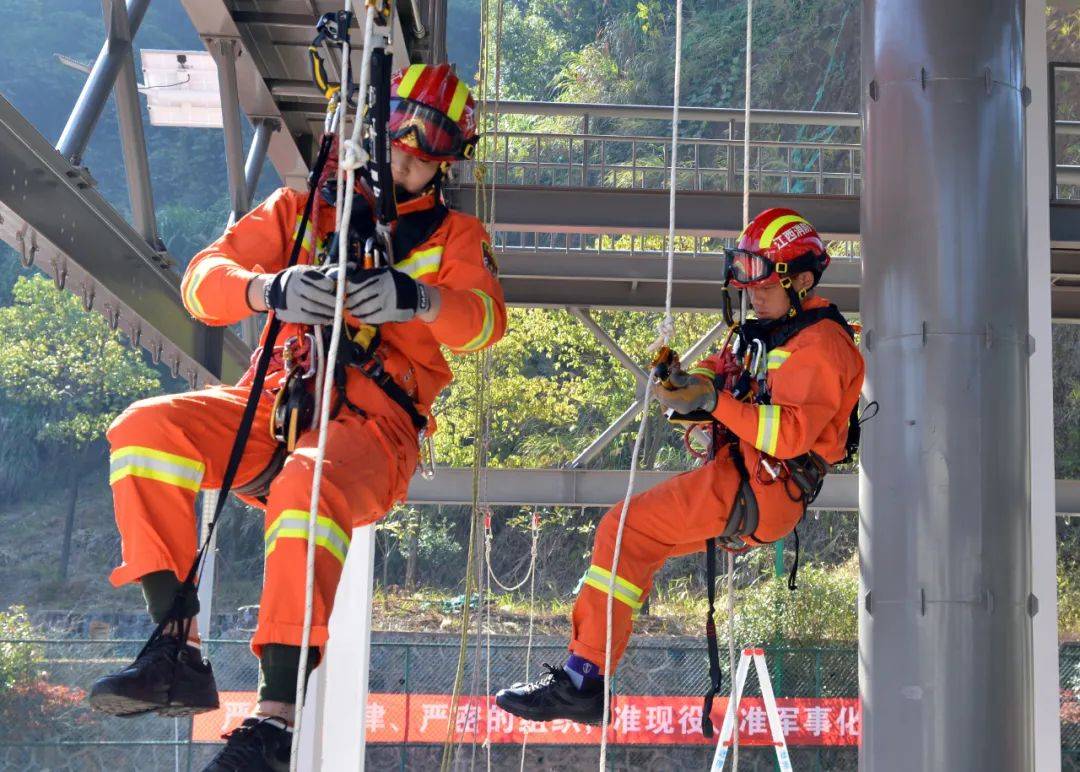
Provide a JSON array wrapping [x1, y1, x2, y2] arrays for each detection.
[[340, 139, 367, 172], [647, 314, 676, 354]]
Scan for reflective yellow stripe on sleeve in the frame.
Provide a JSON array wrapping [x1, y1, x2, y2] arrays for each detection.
[[687, 366, 715, 378], [754, 404, 781, 457], [455, 289, 496, 352], [766, 350, 791, 371], [581, 564, 644, 610], [291, 215, 313, 253], [109, 446, 205, 492], [395, 246, 443, 280], [183, 256, 233, 319], [264, 510, 351, 567]]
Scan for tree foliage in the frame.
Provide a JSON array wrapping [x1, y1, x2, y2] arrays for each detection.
[[0, 276, 159, 449]]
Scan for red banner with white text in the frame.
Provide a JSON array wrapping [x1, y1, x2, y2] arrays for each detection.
[[194, 692, 860, 746]]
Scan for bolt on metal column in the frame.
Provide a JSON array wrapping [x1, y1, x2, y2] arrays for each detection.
[[57, 0, 152, 165], [859, 1, 1033, 769]]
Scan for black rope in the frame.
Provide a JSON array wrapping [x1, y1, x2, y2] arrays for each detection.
[[140, 134, 336, 657], [701, 536, 723, 738]]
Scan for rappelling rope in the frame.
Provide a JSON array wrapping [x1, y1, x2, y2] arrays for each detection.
[[516, 512, 540, 772], [599, 2, 683, 769], [289, 4, 381, 769], [440, 349, 490, 772], [728, 2, 753, 768], [741, 0, 753, 228]]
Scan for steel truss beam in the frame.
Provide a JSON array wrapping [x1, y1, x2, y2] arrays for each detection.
[[406, 469, 1080, 513], [568, 311, 730, 468], [499, 251, 862, 313], [0, 95, 247, 385]]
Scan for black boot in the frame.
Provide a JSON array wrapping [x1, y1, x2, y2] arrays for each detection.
[[87, 635, 219, 717], [202, 717, 292, 772], [495, 664, 606, 725]]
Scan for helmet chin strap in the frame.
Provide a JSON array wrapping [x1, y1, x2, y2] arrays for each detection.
[[780, 278, 804, 318]]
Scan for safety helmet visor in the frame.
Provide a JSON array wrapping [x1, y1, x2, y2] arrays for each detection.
[[389, 98, 473, 160], [723, 249, 782, 288]]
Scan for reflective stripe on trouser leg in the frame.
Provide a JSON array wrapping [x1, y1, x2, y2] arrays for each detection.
[[250, 407, 416, 656], [105, 388, 279, 589], [569, 458, 751, 672]]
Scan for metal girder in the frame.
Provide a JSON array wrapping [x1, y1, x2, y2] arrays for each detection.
[[452, 185, 861, 239], [499, 251, 862, 313], [109, 0, 159, 246], [179, 1, 310, 189], [406, 468, 1080, 513], [457, 184, 1080, 244], [56, 0, 153, 164], [0, 94, 247, 385], [460, 187, 1080, 319]]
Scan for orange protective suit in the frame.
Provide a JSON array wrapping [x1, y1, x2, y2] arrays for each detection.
[[108, 186, 506, 655], [569, 296, 863, 671]]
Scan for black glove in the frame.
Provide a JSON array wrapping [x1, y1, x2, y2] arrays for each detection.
[[263, 265, 338, 325], [329, 266, 430, 324]]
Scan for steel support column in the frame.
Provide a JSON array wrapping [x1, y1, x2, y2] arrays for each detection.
[[859, 1, 1033, 770], [210, 38, 249, 226], [57, 0, 152, 164], [243, 118, 276, 211], [108, 0, 159, 247], [1023, 2, 1062, 768]]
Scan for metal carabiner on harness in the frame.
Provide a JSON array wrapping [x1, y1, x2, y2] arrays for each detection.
[[418, 430, 437, 480]]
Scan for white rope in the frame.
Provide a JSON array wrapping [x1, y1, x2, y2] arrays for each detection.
[[289, 4, 380, 769], [484, 512, 538, 592], [600, 2, 683, 768], [741, 0, 753, 227], [598, 383, 654, 770], [726, 5, 752, 767], [517, 513, 540, 772], [727, 550, 739, 771], [649, 0, 683, 355]]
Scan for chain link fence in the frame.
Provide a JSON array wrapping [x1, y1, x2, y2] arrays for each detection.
[[0, 635, 1076, 771]]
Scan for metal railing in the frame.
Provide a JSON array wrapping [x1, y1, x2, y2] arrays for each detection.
[[457, 96, 1080, 205], [462, 131, 861, 196], [0, 636, 1077, 771]]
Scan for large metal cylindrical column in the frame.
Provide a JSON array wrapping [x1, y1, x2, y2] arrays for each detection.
[[859, 1, 1033, 770]]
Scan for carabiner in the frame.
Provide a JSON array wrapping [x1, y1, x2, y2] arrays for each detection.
[[418, 429, 437, 480]]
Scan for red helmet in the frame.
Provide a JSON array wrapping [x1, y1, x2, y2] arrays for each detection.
[[725, 208, 830, 290], [389, 64, 478, 162]]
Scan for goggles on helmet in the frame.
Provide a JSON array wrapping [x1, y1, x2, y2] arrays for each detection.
[[723, 249, 785, 288], [723, 248, 826, 289], [389, 98, 476, 160]]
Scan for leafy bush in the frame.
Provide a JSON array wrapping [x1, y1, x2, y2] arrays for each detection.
[[0, 606, 42, 690], [734, 558, 859, 646]]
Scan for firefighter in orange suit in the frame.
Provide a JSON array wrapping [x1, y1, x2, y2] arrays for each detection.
[[496, 208, 863, 727], [89, 64, 505, 769]]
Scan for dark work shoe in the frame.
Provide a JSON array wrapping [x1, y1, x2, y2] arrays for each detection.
[[202, 717, 292, 772], [87, 635, 219, 718], [495, 663, 606, 725]]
